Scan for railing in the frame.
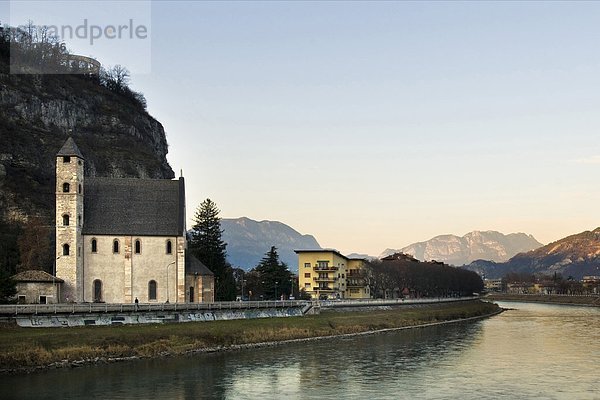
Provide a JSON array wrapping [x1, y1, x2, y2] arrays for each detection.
[[314, 267, 338, 271], [313, 277, 337, 282], [0, 300, 311, 316], [314, 287, 334, 292]]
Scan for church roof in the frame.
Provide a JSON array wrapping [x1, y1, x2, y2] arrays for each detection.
[[12, 270, 64, 283], [82, 177, 186, 236], [185, 253, 214, 276], [56, 137, 84, 159]]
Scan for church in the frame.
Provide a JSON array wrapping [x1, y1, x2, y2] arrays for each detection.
[[55, 137, 214, 304]]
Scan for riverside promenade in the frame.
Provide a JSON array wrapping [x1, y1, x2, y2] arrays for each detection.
[[0, 297, 475, 328]]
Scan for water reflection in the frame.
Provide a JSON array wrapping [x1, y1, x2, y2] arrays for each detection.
[[2, 302, 599, 400]]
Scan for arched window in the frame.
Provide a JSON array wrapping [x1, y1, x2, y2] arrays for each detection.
[[78, 184, 82, 194], [93, 279, 102, 302], [166, 240, 172, 254], [148, 280, 157, 300], [62, 243, 70, 256], [135, 239, 141, 254], [78, 215, 81, 226], [113, 239, 119, 253], [62, 214, 69, 226], [62, 182, 70, 193], [91, 238, 97, 253]]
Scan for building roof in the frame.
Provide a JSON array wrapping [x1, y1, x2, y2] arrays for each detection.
[[185, 253, 214, 276], [82, 177, 186, 236], [12, 270, 64, 283], [56, 137, 84, 159], [294, 248, 348, 260]]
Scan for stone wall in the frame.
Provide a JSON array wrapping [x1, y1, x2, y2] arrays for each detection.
[[83, 235, 181, 303], [15, 282, 60, 304]]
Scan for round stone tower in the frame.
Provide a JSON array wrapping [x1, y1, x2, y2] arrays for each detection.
[[55, 137, 84, 302]]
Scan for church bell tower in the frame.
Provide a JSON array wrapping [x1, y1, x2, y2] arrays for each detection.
[[55, 137, 84, 302]]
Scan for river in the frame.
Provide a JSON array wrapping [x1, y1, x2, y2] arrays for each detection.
[[1, 302, 599, 399]]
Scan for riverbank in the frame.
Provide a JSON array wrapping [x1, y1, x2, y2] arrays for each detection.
[[486, 293, 600, 307], [0, 300, 500, 374]]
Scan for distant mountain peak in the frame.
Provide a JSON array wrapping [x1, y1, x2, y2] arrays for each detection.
[[465, 227, 600, 279], [381, 230, 542, 266], [221, 217, 321, 271]]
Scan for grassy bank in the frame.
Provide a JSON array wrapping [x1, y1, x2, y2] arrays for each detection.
[[0, 300, 500, 373], [487, 293, 600, 306]]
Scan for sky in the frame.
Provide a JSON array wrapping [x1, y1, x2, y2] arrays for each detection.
[[4, 1, 600, 255]]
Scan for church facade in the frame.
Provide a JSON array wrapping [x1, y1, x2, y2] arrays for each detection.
[[55, 138, 214, 304]]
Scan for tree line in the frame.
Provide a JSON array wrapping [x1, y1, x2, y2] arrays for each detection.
[[365, 253, 484, 298]]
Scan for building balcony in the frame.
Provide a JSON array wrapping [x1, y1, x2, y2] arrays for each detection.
[[314, 286, 334, 292], [314, 277, 337, 282], [314, 266, 338, 272]]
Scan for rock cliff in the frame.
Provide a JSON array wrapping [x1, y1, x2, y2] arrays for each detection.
[[0, 39, 173, 224]]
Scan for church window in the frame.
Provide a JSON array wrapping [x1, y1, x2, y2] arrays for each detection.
[[93, 280, 102, 302], [63, 156, 71, 163], [113, 239, 120, 254], [62, 214, 69, 226], [135, 240, 141, 254], [91, 238, 97, 253], [166, 240, 172, 254], [78, 184, 82, 194], [62, 243, 70, 256], [78, 215, 81, 226], [148, 280, 157, 300], [62, 182, 70, 192]]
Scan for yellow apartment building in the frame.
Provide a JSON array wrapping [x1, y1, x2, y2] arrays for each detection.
[[295, 249, 370, 300]]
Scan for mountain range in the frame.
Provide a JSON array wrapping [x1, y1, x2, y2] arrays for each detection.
[[221, 217, 321, 271], [380, 231, 543, 266], [464, 227, 600, 280]]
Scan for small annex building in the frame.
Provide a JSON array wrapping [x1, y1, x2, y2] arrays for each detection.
[[12, 270, 64, 304], [54, 137, 214, 304]]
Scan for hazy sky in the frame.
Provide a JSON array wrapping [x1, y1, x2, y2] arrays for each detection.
[[5, 1, 600, 255]]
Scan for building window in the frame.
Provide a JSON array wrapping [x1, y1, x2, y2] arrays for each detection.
[[135, 239, 141, 254], [317, 261, 329, 269], [166, 240, 172, 254], [78, 184, 82, 194], [305, 283, 311, 288], [304, 263, 311, 268], [113, 239, 119, 253], [148, 280, 157, 300], [62, 243, 70, 256], [93, 279, 102, 302], [62, 182, 70, 192], [78, 215, 81, 226], [62, 214, 69, 226], [91, 238, 97, 253], [304, 273, 311, 278], [63, 156, 70, 163]]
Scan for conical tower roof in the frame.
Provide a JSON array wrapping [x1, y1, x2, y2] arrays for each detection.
[[56, 137, 84, 159]]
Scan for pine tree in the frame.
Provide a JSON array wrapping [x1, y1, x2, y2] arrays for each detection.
[[189, 199, 236, 301], [255, 246, 292, 300]]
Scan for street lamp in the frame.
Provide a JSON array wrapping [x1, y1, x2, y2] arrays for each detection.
[[166, 260, 176, 303], [241, 279, 247, 301], [275, 281, 278, 301]]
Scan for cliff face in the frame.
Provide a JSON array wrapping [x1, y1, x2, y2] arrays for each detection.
[[0, 59, 174, 223]]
